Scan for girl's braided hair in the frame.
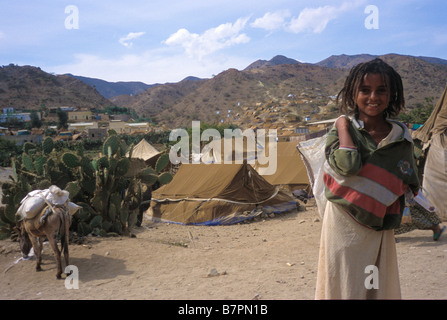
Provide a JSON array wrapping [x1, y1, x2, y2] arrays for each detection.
[[337, 58, 405, 118]]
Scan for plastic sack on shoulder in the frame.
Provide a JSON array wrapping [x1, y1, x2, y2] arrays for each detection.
[[297, 134, 328, 218]]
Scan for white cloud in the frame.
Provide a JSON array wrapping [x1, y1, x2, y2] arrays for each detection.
[[165, 17, 250, 60], [288, 5, 338, 34], [285, 1, 365, 34], [119, 32, 146, 48], [250, 10, 291, 31]]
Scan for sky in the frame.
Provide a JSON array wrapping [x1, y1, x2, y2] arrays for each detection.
[[1, 0, 446, 84]]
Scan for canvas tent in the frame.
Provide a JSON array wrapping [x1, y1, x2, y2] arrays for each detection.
[[127, 138, 162, 168], [128, 138, 160, 161], [413, 84, 447, 220], [201, 137, 310, 191], [254, 141, 310, 192], [148, 162, 297, 225], [200, 136, 264, 164]]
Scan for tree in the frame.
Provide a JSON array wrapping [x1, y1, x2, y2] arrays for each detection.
[[30, 110, 42, 128], [0, 137, 20, 166], [56, 108, 68, 130]]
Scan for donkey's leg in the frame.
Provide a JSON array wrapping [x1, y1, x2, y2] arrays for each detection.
[[61, 231, 70, 274], [47, 234, 62, 279], [29, 236, 42, 271], [62, 214, 70, 271]]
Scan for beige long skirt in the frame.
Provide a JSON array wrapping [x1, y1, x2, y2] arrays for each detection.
[[315, 202, 401, 299]]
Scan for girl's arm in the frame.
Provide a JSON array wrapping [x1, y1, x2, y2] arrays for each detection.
[[335, 116, 356, 149], [326, 116, 362, 176]]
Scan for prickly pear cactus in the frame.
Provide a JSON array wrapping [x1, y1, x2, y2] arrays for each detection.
[[42, 137, 54, 155], [102, 134, 120, 156], [0, 162, 32, 239], [62, 152, 81, 168], [0, 132, 174, 239], [82, 131, 142, 236]]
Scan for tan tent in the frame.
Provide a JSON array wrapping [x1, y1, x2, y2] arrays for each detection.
[[413, 84, 447, 220], [127, 138, 165, 170], [148, 162, 297, 225], [201, 138, 310, 191], [128, 138, 160, 162], [200, 136, 263, 164], [254, 141, 310, 192]]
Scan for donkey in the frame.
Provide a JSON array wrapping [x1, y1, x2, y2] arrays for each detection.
[[16, 205, 71, 279]]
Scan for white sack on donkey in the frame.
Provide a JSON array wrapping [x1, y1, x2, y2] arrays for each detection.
[[15, 185, 80, 221]]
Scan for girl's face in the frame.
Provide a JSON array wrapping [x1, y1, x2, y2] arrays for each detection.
[[356, 73, 390, 120]]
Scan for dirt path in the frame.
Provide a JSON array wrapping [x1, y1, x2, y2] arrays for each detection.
[[1, 200, 446, 300]]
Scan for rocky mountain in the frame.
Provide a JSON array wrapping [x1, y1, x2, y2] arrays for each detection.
[[111, 77, 208, 121], [117, 53, 447, 128], [67, 74, 152, 98], [1, 53, 447, 131], [317, 53, 447, 69], [244, 55, 300, 70], [316, 54, 378, 68], [142, 64, 346, 128], [0, 64, 116, 110]]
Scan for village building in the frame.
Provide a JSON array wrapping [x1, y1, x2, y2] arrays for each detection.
[[88, 128, 108, 141], [108, 120, 151, 134], [68, 109, 92, 122], [67, 122, 98, 132], [2, 129, 43, 145]]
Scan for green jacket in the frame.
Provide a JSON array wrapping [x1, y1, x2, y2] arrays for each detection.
[[324, 117, 420, 230]]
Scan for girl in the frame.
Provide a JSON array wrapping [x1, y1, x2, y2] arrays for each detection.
[[315, 58, 420, 299]]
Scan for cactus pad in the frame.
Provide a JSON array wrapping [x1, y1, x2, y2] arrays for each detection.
[[42, 137, 54, 154], [62, 152, 80, 168]]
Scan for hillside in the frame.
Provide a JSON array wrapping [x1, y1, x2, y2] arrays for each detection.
[[113, 77, 208, 122], [0, 64, 116, 110], [316, 54, 378, 68], [67, 74, 152, 98], [1, 53, 447, 131], [318, 53, 447, 68], [120, 53, 447, 129], [244, 55, 300, 70]]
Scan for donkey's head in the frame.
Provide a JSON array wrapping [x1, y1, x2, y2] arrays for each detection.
[[15, 224, 32, 258]]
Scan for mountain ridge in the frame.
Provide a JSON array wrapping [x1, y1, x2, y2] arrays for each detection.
[[2, 53, 447, 130], [115, 53, 447, 128], [66, 74, 153, 98], [0, 64, 116, 111], [244, 55, 301, 70]]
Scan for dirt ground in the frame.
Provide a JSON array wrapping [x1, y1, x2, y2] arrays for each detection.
[[0, 166, 446, 300], [0, 201, 446, 300]]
